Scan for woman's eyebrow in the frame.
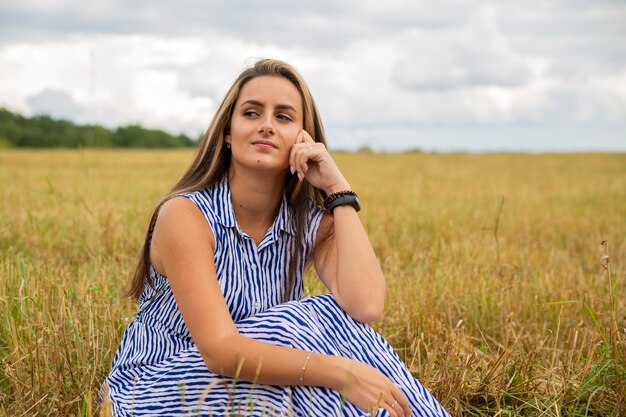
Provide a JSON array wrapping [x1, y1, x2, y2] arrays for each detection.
[[275, 104, 297, 113], [240, 99, 297, 113]]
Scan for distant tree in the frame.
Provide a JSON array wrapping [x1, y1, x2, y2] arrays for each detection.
[[0, 108, 25, 146], [81, 125, 113, 147], [0, 108, 196, 148]]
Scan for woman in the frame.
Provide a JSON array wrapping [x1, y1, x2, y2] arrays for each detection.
[[102, 59, 449, 417]]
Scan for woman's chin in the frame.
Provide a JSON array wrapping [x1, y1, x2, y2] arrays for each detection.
[[232, 158, 289, 176]]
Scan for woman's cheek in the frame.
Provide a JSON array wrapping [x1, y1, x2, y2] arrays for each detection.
[[281, 128, 299, 146]]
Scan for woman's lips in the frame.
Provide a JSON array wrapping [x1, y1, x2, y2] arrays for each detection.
[[253, 140, 276, 149]]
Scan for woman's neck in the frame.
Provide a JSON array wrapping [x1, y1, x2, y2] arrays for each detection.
[[228, 168, 286, 242]]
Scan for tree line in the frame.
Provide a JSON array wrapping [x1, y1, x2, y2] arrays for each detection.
[[0, 108, 196, 148]]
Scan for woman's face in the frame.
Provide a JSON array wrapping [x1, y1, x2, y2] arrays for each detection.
[[226, 75, 304, 174]]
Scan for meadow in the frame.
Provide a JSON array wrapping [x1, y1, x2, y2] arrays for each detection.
[[0, 149, 624, 416]]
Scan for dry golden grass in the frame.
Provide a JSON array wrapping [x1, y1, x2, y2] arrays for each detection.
[[1, 149, 624, 416]]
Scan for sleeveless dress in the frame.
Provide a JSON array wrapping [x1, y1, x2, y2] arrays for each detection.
[[102, 175, 449, 417]]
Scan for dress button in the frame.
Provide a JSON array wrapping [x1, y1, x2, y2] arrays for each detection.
[[254, 302, 261, 309], [250, 264, 257, 270]]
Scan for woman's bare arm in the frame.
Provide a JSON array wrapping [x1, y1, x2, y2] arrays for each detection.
[[288, 129, 386, 324], [313, 207, 386, 324]]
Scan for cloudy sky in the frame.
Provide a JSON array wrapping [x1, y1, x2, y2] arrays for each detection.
[[1, 0, 625, 151]]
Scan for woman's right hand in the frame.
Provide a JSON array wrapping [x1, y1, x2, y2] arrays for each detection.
[[335, 357, 411, 416]]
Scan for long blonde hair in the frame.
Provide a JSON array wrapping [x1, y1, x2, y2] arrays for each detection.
[[126, 59, 328, 301]]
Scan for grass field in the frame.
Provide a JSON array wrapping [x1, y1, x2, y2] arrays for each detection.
[[1, 149, 624, 416]]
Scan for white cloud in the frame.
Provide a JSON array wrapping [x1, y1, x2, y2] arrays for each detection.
[[26, 89, 81, 119], [0, 0, 624, 150], [391, 6, 533, 90]]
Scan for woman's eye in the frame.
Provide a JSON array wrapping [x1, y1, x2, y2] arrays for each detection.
[[277, 114, 292, 122], [244, 110, 259, 117]]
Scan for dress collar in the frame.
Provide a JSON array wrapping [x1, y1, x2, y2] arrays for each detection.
[[212, 175, 295, 237]]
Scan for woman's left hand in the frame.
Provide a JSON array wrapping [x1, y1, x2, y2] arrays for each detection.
[[289, 130, 350, 194]]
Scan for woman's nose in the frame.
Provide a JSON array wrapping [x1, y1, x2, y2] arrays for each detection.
[[258, 116, 275, 135]]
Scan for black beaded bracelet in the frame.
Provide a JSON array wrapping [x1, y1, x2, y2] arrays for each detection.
[[324, 190, 361, 215]]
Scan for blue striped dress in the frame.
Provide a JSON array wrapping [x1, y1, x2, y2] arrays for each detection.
[[102, 175, 449, 417]]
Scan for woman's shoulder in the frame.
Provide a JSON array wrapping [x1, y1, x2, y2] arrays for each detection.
[[174, 180, 234, 232], [178, 177, 229, 210], [150, 196, 216, 277], [158, 195, 208, 224], [153, 196, 215, 248]]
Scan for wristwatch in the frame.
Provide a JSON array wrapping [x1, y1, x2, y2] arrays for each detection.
[[328, 193, 361, 214]]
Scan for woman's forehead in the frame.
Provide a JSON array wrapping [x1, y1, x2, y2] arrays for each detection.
[[237, 76, 302, 110]]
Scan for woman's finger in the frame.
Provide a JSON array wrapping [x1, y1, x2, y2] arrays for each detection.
[[297, 144, 315, 180], [382, 402, 399, 417], [289, 131, 305, 173], [384, 391, 405, 417], [290, 143, 305, 181], [291, 131, 316, 177], [300, 129, 314, 144], [297, 144, 311, 166], [391, 385, 411, 416]]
